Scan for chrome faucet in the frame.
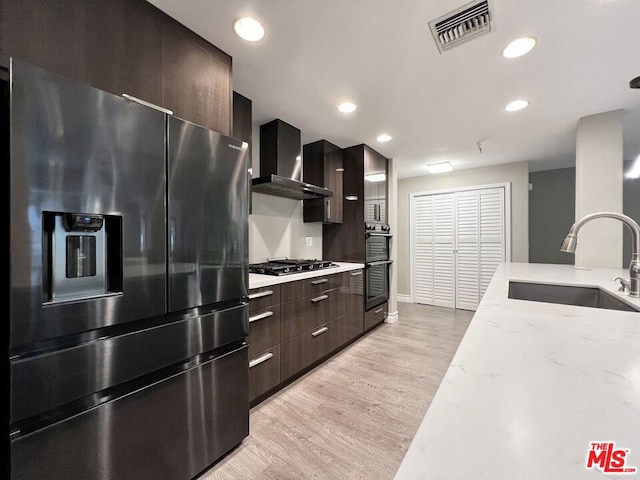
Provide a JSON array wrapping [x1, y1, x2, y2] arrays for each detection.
[[560, 212, 640, 298]]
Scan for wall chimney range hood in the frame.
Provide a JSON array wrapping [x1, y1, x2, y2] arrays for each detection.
[[252, 119, 333, 200]]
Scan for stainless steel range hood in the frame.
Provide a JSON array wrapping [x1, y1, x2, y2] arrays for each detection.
[[252, 119, 333, 200]]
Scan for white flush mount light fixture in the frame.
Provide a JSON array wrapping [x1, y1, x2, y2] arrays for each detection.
[[377, 133, 392, 142], [233, 17, 265, 42], [426, 161, 453, 174], [626, 154, 640, 179], [502, 36, 537, 58], [338, 102, 357, 113], [505, 99, 530, 112], [365, 172, 386, 182]]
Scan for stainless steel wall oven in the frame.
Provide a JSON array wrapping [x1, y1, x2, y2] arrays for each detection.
[[365, 223, 392, 310]]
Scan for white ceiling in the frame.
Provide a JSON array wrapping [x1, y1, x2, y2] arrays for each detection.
[[147, 0, 640, 179]]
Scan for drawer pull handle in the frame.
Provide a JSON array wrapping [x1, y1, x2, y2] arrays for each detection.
[[249, 311, 274, 323], [311, 294, 329, 303], [350, 271, 363, 276], [374, 307, 384, 314], [248, 290, 273, 300], [249, 352, 274, 368], [311, 278, 329, 285], [311, 327, 329, 337]]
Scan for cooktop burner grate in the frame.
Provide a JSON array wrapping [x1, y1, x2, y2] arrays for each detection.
[[249, 258, 337, 276]]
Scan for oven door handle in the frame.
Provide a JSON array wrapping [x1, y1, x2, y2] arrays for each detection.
[[365, 232, 392, 238], [366, 260, 393, 268]]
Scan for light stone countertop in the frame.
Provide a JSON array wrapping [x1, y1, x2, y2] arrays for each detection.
[[394, 262, 640, 480], [249, 262, 364, 289]]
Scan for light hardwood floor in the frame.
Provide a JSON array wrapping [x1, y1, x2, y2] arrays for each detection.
[[198, 303, 473, 480]]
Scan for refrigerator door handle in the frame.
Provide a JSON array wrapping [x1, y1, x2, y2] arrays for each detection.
[[122, 94, 173, 115]]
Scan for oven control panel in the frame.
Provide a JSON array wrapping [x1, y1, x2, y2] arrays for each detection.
[[365, 223, 391, 233]]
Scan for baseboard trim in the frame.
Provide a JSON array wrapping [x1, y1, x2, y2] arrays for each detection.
[[397, 294, 411, 303], [385, 310, 399, 323]]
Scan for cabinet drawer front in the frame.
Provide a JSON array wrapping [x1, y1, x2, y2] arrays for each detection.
[[280, 324, 334, 380], [281, 288, 345, 341], [301, 274, 343, 297], [248, 285, 281, 314], [280, 280, 302, 302], [331, 314, 362, 350], [249, 345, 280, 402], [364, 302, 387, 330], [248, 305, 281, 356]]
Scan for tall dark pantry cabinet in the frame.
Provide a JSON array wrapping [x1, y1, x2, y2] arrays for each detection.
[[322, 144, 391, 330]]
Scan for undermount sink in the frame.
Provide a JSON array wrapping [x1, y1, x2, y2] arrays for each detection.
[[507, 281, 640, 313]]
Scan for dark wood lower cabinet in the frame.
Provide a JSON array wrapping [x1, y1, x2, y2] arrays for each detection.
[[280, 321, 335, 380], [248, 305, 281, 357], [249, 268, 378, 405], [249, 345, 280, 401], [364, 302, 387, 330]]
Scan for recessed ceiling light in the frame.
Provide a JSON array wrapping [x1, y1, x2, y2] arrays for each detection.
[[233, 17, 265, 42], [502, 36, 537, 58], [505, 99, 530, 112], [377, 134, 392, 142], [426, 162, 453, 174], [338, 102, 357, 113]]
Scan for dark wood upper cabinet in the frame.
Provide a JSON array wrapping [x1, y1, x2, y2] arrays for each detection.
[[303, 140, 343, 224], [322, 143, 389, 261], [364, 146, 388, 224], [233, 91, 253, 213], [0, 0, 232, 135]]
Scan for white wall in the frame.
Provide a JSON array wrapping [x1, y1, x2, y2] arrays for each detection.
[[396, 161, 529, 296], [249, 194, 322, 263], [575, 109, 624, 268]]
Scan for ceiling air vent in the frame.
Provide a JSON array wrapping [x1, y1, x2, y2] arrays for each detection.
[[429, 0, 491, 53]]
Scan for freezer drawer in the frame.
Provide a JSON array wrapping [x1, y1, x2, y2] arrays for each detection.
[[11, 345, 249, 480], [11, 303, 248, 424]]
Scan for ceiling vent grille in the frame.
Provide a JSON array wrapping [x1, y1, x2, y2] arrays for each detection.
[[429, 0, 491, 53]]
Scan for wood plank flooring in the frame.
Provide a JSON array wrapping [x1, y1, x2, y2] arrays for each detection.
[[198, 303, 473, 480]]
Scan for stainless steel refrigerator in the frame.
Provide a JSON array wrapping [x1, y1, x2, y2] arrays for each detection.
[[7, 59, 250, 480]]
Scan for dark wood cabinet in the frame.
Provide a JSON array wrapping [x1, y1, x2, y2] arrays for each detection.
[[280, 287, 345, 341], [364, 146, 388, 224], [344, 270, 365, 336], [247, 269, 367, 405], [248, 285, 282, 402], [323, 144, 389, 261], [303, 140, 343, 223], [0, 0, 232, 135], [233, 91, 253, 213], [249, 345, 281, 401], [364, 302, 387, 330]]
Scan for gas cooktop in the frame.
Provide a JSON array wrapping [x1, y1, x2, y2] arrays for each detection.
[[249, 259, 337, 276]]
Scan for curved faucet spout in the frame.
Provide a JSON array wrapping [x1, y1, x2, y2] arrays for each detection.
[[560, 212, 640, 298]]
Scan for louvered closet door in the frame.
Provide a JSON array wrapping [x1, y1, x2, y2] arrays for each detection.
[[412, 185, 506, 311], [455, 191, 480, 310], [479, 188, 505, 296], [413, 193, 455, 308], [413, 195, 434, 304]]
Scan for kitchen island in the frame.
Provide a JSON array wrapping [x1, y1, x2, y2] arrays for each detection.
[[395, 262, 640, 480]]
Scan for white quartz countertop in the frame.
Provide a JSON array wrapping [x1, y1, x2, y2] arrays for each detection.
[[249, 262, 364, 289], [395, 262, 640, 480]]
